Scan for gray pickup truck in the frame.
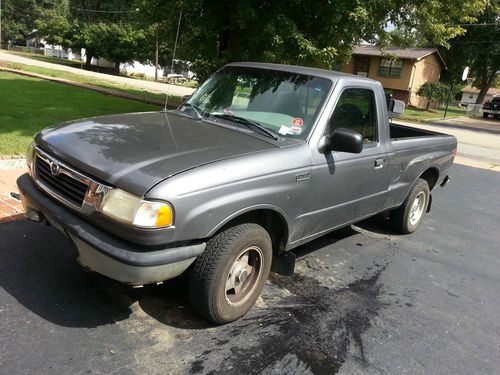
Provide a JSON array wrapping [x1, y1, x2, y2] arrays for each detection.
[[18, 62, 456, 323]]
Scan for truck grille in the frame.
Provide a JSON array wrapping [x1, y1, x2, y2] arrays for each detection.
[[35, 156, 89, 207]]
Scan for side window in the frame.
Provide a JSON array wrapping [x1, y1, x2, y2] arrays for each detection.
[[329, 88, 378, 143]]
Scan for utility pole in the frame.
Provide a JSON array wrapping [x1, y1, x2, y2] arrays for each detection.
[[155, 36, 159, 82], [170, 11, 182, 75]]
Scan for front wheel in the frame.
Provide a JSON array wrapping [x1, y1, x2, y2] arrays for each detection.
[[482, 112, 489, 118], [189, 223, 272, 324], [390, 178, 430, 234]]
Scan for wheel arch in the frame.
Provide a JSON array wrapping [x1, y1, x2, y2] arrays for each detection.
[[418, 166, 440, 190], [206, 205, 290, 254]]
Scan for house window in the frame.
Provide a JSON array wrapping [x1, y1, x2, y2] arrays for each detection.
[[468, 95, 473, 99], [378, 59, 403, 77]]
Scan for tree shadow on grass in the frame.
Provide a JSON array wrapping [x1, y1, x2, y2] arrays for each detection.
[[0, 72, 159, 153]]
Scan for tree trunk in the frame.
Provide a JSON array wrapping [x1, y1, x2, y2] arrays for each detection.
[[85, 52, 93, 70], [426, 100, 430, 110], [114, 61, 120, 75], [475, 69, 496, 104]]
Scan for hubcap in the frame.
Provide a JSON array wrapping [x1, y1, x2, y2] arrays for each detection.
[[409, 191, 426, 225], [225, 246, 263, 307]]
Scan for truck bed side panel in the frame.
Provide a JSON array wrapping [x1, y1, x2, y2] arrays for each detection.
[[384, 136, 456, 210]]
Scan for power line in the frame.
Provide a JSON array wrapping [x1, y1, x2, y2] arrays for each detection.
[[69, 6, 138, 14], [450, 22, 499, 26]]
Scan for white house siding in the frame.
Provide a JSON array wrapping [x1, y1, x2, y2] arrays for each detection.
[[460, 92, 495, 105], [121, 62, 164, 79]]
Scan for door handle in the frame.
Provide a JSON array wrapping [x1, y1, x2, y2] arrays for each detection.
[[374, 158, 385, 169]]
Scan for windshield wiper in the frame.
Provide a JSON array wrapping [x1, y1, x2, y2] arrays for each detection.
[[180, 103, 203, 120], [210, 113, 280, 140]]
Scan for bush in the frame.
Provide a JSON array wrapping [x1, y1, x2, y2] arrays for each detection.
[[417, 81, 449, 110]]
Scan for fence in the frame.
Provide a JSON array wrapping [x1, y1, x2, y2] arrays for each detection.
[[466, 104, 483, 117]]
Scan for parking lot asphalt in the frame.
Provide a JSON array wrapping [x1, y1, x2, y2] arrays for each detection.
[[1, 163, 499, 375]]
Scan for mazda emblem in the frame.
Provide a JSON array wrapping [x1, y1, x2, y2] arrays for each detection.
[[49, 161, 60, 176]]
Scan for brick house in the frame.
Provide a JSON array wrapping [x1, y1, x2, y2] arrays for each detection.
[[341, 45, 446, 108]]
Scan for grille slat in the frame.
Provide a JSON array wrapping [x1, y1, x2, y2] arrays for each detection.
[[35, 156, 89, 207], [37, 168, 87, 200], [37, 161, 87, 194]]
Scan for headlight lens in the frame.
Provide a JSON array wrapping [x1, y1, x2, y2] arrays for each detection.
[[101, 189, 173, 228], [26, 142, 35, 169]]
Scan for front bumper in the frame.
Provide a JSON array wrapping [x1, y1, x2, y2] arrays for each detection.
[[17, 174, 206, 285]]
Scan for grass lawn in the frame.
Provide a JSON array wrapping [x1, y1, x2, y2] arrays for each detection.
[[7, 51, 198, 89], [400, 105, 467, 122], [0, 59, 183, 107], [0, 71, 161, 155]]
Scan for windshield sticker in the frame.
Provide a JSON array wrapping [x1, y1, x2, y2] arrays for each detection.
[[292, 118, 304, 127], [290, 125, 302, 134], [278, 125, 291, 135]]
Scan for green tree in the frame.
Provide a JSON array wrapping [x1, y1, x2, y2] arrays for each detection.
[[133, 0, 486, 82], [417, 81, 449, 109], [0, 0, 68, 47], [91, 22, 148, 74], [435, 2, 499, 104]]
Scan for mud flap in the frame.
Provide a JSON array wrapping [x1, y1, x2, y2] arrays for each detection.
[[271, 251, 296, 276]]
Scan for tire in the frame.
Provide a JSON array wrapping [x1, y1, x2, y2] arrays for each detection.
[[189, 223, 272, 324], [390, 178, 430, 234], [482, 113, 489, 118]]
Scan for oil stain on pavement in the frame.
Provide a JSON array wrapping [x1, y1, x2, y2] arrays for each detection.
[[188, 264, 387, 374]]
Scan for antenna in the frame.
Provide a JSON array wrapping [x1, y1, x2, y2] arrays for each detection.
[[164, 10, 182, 112]]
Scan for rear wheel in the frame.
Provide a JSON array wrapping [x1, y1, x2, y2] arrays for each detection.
[[390, 178, 430, 234], [189, 223, 272, 324]]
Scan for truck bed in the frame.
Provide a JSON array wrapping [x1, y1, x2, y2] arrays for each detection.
[[389, 122, 444, 140]]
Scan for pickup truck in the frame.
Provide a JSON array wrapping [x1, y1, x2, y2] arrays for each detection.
[[482, 96, 500, 119], [18, 62, 457, 323]]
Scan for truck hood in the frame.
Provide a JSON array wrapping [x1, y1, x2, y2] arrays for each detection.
[[35, 111, 277, 195]]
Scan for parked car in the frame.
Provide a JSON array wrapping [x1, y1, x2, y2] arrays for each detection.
[[166, 73, 187, 84], [18, 62, 457, 323], [483, 96, 500, 118]]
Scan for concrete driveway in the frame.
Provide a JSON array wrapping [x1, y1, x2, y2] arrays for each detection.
[[0, 51, 195, 97], [1, 163, 499, 374]]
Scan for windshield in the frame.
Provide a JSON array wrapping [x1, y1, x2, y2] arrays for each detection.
[[184, 66, 332, 139]]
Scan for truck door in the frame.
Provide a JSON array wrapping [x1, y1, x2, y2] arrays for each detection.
[[303, 86, 390, 238]]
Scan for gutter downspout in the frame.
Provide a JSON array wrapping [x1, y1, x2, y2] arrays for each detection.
[[409, 59, 417, 106]]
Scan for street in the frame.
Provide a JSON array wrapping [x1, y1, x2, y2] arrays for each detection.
[[1, 163, 499, 374]]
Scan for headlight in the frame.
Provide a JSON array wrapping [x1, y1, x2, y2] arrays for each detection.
[[101, 189, 173, 228], [26, 141, 35, 169]]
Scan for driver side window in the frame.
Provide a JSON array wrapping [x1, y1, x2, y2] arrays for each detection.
[[329, 88, 378, 143]]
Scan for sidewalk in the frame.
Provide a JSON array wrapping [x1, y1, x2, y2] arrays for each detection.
[[0, 50, 195, 97], [0, 167, 26, 223]]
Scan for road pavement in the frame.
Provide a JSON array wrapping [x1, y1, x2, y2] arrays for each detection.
[[0, 51, 195, 97], [1, 163, 499, 374], [397, 119, 500, 170]]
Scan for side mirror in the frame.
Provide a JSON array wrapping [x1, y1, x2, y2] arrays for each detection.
[[318, 128, 363, 154], [387, 98, 405, 118]]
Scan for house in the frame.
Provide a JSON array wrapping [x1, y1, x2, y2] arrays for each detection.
[[460, 86, 500, 105], [341, 45, 446, 108]]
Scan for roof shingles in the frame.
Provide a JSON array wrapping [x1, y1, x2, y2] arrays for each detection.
[[352, 45, 444, 65]]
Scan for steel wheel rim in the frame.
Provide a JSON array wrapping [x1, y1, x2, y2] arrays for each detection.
[[225, 246, 264, 307], [409, 191, 426, 225]]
